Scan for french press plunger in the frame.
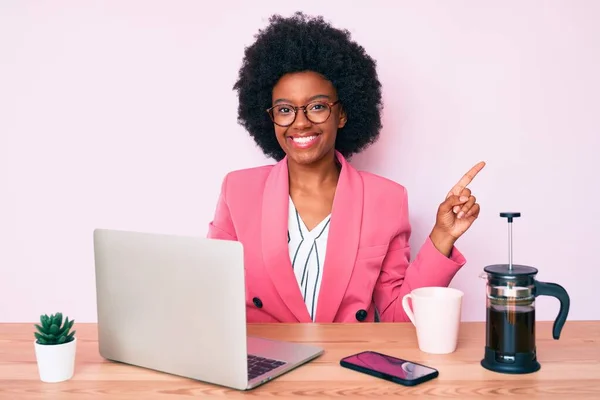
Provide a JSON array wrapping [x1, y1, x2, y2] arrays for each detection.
[[481, 212, 570, 374]]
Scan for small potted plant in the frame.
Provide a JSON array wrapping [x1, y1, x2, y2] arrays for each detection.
[[33, 312, 77, 383]]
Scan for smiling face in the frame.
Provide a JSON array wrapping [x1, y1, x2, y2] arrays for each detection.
[[270, 71, 347, 166]]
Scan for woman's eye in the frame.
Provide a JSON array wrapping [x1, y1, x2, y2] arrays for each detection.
[[276, 106, 291, 113]]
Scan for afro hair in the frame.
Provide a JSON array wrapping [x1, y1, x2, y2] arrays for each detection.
[[233, 12, 383, 161]]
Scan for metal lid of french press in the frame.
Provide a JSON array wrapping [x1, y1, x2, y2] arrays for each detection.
[[484, 212, 538, 279]]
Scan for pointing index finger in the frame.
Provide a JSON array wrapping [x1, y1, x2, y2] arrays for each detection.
[[448, 161, 486, 197]]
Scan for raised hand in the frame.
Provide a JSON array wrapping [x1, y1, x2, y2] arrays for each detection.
[[430, 161, 485, 256]]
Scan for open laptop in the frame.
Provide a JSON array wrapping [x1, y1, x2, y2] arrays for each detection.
[[93, 228, 324, 390]]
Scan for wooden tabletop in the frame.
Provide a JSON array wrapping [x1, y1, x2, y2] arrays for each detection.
[[0, 321, 599, 399]]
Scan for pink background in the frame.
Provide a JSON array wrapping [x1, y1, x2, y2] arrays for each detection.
[[1, 1, 598, 323]]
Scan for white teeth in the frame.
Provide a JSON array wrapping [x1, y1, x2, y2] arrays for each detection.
[[292, 135, 317, 144]]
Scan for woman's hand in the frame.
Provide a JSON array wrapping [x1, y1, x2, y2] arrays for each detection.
[[430, 161, 486, 256]]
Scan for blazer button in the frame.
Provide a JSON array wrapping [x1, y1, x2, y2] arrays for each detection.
[[252, 297, 263, 308], [355, 309, 367, 322]]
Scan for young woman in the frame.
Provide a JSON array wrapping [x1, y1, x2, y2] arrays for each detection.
[[207, 12, 484, 323]]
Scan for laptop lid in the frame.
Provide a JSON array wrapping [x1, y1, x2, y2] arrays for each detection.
[[93, 228, 249, 390]]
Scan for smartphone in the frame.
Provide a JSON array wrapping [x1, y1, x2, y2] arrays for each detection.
[[340, 351, 439, 386]]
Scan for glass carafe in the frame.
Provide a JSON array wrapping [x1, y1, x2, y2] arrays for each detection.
[[486, 267, 536, 359]]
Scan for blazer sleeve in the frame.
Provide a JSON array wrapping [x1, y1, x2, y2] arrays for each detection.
[[207, 174, 238, 241], [373, 187, 466, 322]]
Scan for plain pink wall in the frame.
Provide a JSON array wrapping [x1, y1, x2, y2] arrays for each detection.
[[1, 1, 598, 323]]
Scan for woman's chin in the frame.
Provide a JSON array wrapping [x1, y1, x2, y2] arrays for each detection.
[[286, 147, 335, 167]]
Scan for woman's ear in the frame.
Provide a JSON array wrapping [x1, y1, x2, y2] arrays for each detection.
[[338, 108, 347, 128]]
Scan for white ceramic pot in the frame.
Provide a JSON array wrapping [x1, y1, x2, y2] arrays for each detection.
[[34, 337, 77, 383]]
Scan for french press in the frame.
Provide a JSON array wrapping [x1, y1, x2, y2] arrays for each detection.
[[480, 212, 570, 374]]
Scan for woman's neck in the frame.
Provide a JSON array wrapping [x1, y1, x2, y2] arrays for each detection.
[[288, 152, 340, 193]]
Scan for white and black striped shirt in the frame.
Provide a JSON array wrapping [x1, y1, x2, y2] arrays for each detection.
[[287, 197, 331, 321]]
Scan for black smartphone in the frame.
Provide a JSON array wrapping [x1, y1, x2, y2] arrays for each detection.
[[340, 351, 439, 386]]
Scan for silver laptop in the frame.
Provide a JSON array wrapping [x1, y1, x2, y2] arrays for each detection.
[[93, 228, 323, 390]]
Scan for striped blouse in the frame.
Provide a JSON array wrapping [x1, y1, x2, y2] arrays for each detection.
[[287, 197, 331, 321]]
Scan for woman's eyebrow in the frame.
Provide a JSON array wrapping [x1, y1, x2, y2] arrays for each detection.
[[273, 94, 331, 104]]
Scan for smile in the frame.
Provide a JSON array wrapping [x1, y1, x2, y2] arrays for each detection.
[[293, 135, 317, 144], [288, 135, 320, 149]]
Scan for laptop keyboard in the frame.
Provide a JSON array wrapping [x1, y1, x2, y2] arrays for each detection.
[[247, 354, 286, 380]]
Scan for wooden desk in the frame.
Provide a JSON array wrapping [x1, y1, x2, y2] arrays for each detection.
[[0, 321, 598, 399]]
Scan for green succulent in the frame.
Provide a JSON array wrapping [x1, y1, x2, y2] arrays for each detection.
[[34, 312, 76, 345]]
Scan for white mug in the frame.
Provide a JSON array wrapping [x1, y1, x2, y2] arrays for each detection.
[[401, 286, 464, 354]]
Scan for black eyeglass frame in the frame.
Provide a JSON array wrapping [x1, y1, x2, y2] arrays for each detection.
[[266, 100, 341, 127]]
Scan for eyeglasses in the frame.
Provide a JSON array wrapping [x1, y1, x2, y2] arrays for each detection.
[[266, 100, 340, 127]]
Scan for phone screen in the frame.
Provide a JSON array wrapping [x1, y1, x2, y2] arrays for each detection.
[[341, 351, 437, 381]]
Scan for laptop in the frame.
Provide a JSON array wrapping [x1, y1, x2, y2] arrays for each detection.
[[93, 228, 324, 390]]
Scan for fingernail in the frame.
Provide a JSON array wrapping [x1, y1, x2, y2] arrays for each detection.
[[453, 206, 460, 213], [458, 211, 464, 219], [460, 196, 468, 202]]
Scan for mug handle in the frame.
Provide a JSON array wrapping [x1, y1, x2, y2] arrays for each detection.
[[401, 294, 416, 325]]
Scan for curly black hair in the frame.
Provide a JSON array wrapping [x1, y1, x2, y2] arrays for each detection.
[[233, 12, 383, 161]]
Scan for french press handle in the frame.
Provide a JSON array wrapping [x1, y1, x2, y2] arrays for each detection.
[[534, 281, 570, 339]]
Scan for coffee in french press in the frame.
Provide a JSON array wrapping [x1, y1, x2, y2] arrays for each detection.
[[480, 212, 570, 374]]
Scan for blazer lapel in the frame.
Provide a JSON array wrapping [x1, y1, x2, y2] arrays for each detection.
[[314, 152, 363, 322], [261, 158, 312, 322]]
